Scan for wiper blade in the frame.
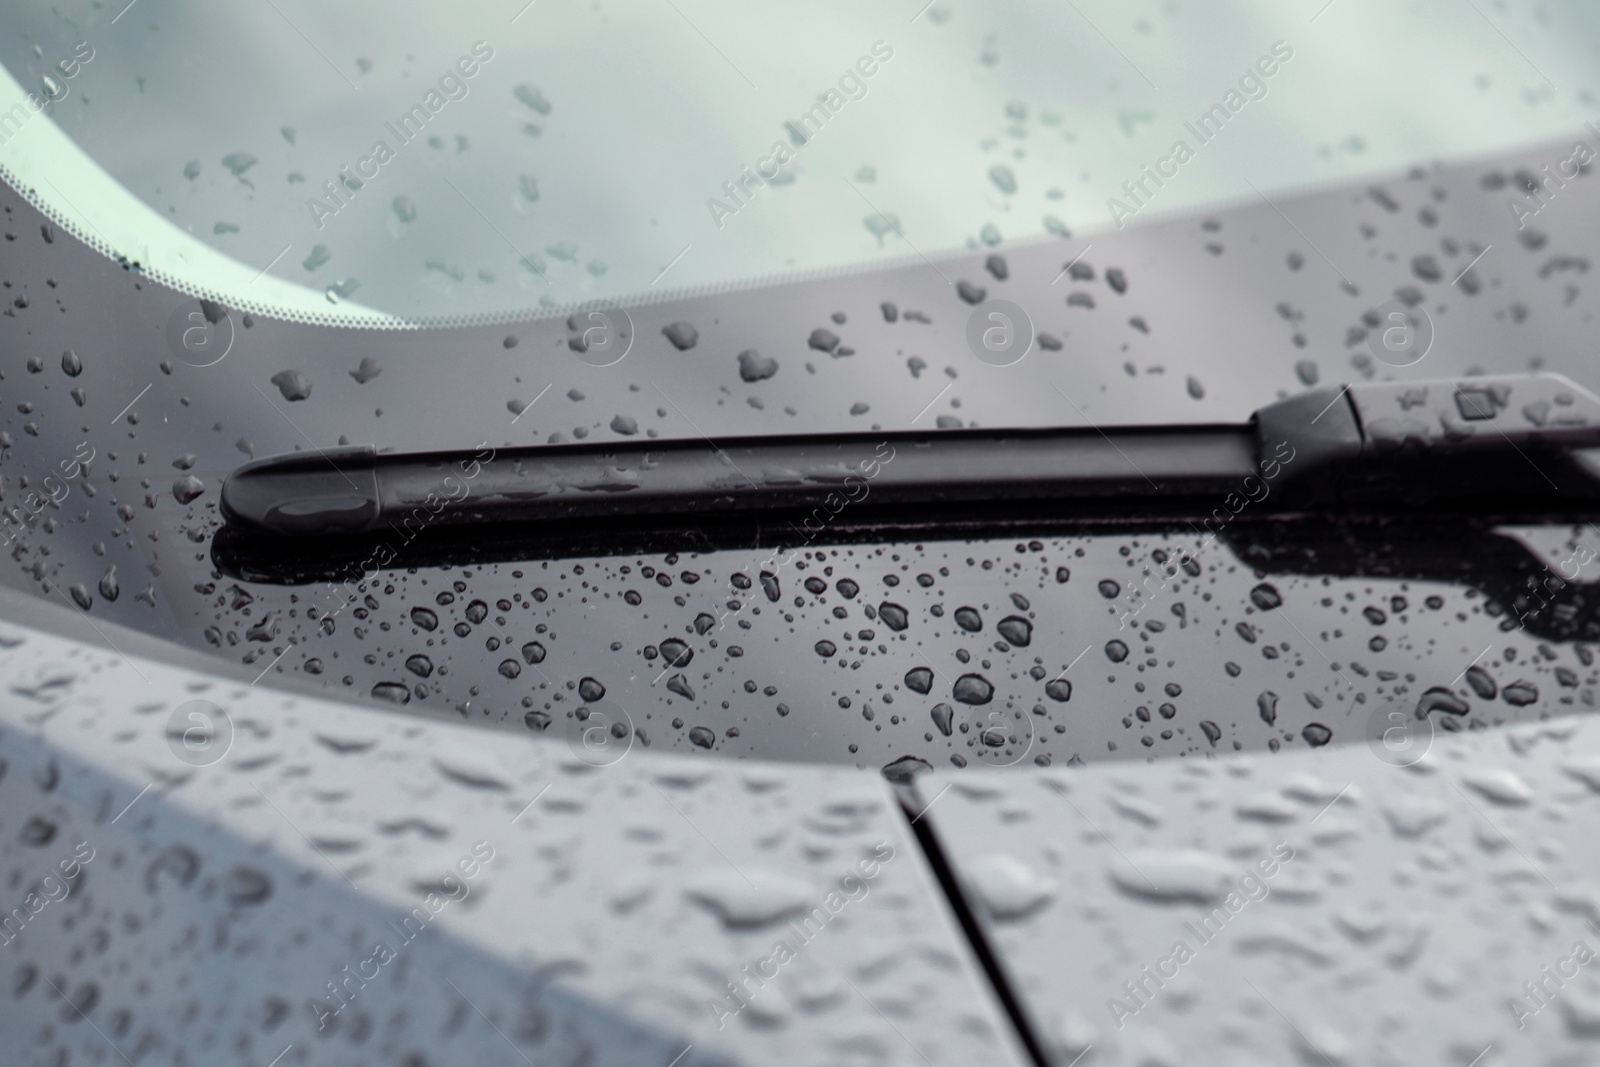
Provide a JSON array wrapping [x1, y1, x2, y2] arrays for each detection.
[[219, 373, 1600, 539]]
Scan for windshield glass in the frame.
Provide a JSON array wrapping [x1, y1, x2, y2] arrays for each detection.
[[2, 0, 1595, 326]]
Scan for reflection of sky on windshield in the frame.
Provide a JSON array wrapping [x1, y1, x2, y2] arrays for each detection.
[[2, 0, 1598, 323]]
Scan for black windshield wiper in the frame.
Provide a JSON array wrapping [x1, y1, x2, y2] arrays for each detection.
[[219, 373, 1600, 541]]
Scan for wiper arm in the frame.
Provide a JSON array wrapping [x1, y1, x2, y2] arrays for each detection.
[[219, 373, 1600, 539]]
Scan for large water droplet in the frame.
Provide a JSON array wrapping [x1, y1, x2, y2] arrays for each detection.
[[1249, 583, 1283, 610], [996, 616, 1032, 646], [953, 674, 994, 705], [1110, 849, 1235, 905], [172, 476, 205, 505], [1464, 665, 1497, 699], [269, 369, 312, 401], [685, 868, 811, 929], [881, 755, 933, 783], [1502, 680, 1538, 706], [661, 322, 699, 350], [1416, 687, 1467, 716], [737, 350, 778, 382]]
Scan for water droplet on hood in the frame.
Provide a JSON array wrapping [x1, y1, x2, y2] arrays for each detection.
[[223, 865, 273, 906], [685, 867, 812, 929], [1460, 768, 1532, 805], [968, 854, 1057, 920], [1110, 849, 1236, 905]]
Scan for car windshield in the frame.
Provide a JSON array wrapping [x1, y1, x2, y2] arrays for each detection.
[[1, 0, 1595, 328]]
